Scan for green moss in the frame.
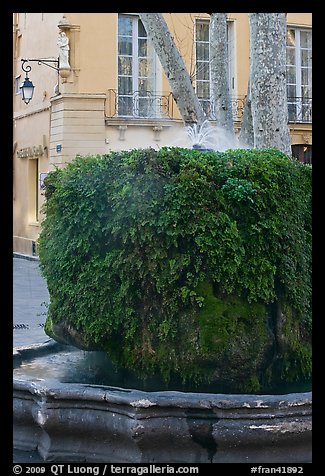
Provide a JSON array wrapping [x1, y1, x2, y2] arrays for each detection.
[[274, 304, 312, 382], [196, 281, 235, 354], [174, 280, 273, 388], [44, 314, 71, 346], [44, 315, 53, 337], [196, 280, 268, 358], [238, 375, 261, 393]]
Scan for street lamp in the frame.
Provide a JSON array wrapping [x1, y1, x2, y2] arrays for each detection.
[[20, 58, 59, 105], [20, 61, 34, 104]]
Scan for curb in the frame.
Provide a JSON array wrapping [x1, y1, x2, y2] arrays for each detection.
[[13, 340, 66, 368], [13, 252, 39, 261]]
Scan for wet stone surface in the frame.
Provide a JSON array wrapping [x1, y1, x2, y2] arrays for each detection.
[[13, 345, 312, 395]]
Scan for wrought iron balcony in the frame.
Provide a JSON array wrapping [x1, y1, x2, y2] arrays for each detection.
[[106, 89, 174, 120], [287, 97, 312, 123], [105, 90, 312, 125], [199, 97, 246, 122]]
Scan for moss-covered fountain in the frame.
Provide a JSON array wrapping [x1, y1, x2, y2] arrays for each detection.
[[13, 146, 312, 463]]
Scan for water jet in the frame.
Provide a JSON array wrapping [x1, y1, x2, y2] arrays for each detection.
[[171, 119, 246, 151]]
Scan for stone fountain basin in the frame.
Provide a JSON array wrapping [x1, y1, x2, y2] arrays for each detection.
[[13, 343, 312, 463]]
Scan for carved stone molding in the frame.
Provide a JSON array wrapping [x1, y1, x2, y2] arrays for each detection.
[[118, 125, 127, 141], [152, 125, 163, 141], [302, 133, 311, 145]]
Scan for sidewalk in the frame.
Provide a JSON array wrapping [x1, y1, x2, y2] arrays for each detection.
[[13, 254, 52, 463], [13, 254, 51, 349]]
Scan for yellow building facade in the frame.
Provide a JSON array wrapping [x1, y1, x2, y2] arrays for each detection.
[[13, 13, 312, 255]]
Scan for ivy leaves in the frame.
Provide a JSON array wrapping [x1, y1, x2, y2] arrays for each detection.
[[38, 147, 311, 382]]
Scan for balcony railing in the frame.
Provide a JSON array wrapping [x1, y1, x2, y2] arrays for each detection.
[[105, 90, 312, 125], [199, 96, 246, 122], [106, 89, 174, 120], [287, 97, 312, 123]]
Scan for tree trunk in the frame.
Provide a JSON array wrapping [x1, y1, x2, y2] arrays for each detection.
[[209, 13, 235, 136], [239, 79, 254, 147], [248, 13, 292, 156], [139, 13, 206, 126]]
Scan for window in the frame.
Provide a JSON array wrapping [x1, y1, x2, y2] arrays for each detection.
[[286, 28, 312, 123], [195, 19, 235, 119], [118, 15, 157, 117], [195, 21, 210, 116], [15, 75, 21, 95], [28, 159, 39, 222]]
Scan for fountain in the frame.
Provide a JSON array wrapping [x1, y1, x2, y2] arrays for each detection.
[[13, 342, 312, 463], [13, 124, 312, 463], [172, 119, 247, 152]]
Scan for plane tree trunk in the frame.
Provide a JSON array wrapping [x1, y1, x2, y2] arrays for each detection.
[[248, 13, 292, 155], [139, 13, 206, 126], [209, 13, 235, 136]]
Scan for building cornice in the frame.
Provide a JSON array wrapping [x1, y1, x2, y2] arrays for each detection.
[[287, 23, 312, 29], [50, 93, 107, 104], [105, 117, 178, 128], [13, 105, 51, 120]]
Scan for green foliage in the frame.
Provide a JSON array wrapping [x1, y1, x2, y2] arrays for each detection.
[[38, 147, 311, 386], [272, 303, 312, 383]]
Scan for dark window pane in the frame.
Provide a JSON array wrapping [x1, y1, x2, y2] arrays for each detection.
[[286, 66, 296, 84], [197, 81, 209, 99], [138, 19, 147, 37], [118, 76, 132, 95], [300, 31, 312, 48], [286, 48, 295, 65], [302, 104, 312, 122], [118, 96, 133, 116], [301, 84, 312, 98], [138, 38, 148, 57], [301, 67, 312, 86], [138, 98, 150, 117], [196, 22, 209, 42], [287, 103, 296, 121], [301, 49, 312, 67], [201, 100, 211, 116], [196, 42, 209, 61], [118, 37, 132, 56], [287, 84, 297, 100], [196, 62, 209, 80]]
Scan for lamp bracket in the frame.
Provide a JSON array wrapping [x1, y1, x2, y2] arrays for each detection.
[[21, 58, 59, 72]]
